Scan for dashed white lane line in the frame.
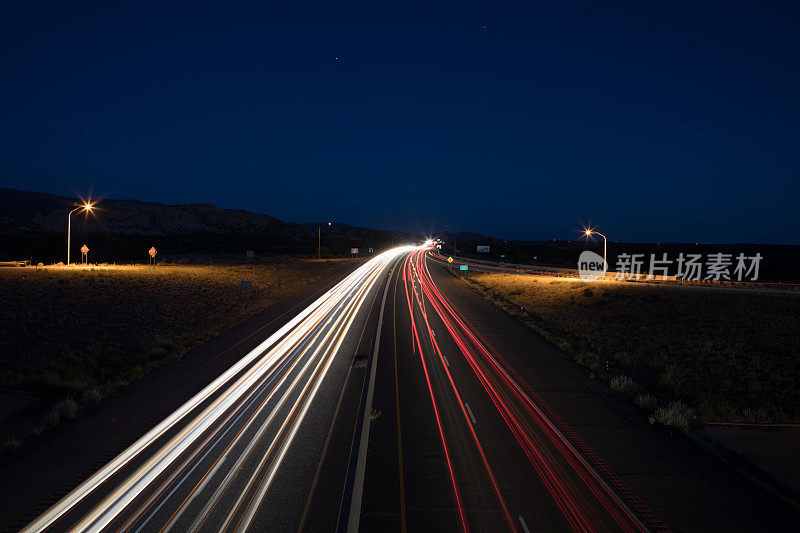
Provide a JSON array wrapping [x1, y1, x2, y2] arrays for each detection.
[[519, 515, 531, 533], [443, 356, 450, 366], [464, 402, 477, 424]]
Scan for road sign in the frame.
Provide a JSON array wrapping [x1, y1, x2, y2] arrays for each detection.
[[459, 265, 469, 271], [80, 245, 89, 254], [246, 250, 254, 259], [350, 248, 359, 255], [477, 245, 490, 253], [149, 247, 157, 258], [240, 280, 253, 302], [447, 256, 453, 264]]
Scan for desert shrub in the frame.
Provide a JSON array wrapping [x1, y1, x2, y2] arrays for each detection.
[[635, 393, 657, 411], [82, 389, 102, 405], [655, 400, 693, 432], [0, 439, 21, 454], [610, 375, 640, 396], [45, 410, 60, 427], [54, 397, 78, 419]]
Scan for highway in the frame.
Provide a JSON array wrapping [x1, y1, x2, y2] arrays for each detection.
[[359, 247, 663, 532], [22, 247, 414, 533], [23, 244, 789, 532]]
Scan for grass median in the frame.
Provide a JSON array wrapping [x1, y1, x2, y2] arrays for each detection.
[[462, 272, 800, 429]]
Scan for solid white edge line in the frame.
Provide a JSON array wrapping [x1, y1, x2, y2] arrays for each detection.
[[346, 262, 396, 533]]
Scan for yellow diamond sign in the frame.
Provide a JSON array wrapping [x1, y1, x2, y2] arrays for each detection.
[[447, 256, 453, 264]]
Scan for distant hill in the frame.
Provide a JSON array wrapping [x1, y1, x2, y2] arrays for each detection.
[[0, 187, 415, 262]]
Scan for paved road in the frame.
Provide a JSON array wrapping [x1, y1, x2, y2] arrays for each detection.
[[359, 248, 799, 532], [21, 248, 413, 532], [359, 248, 662, 532], [15, 245, 799, 531]]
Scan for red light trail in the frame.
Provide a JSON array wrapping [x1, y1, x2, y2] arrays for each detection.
[[401, 247, 665, 532]]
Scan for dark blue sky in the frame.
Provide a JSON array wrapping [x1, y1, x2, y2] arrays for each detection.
[[1, 1, 798, 243]]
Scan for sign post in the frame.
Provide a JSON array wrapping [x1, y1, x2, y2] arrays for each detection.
[[148, 246, 157, 266], [240, 280, 253, 303]]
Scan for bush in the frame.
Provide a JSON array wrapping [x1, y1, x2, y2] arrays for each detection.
[[635, 393, 658, 411], [0, 438, 21, 454], [82, 389, 102, 405], [54, 397, 78, 419], [610, 375, 640, 396], [46, 410, 60, 427], [655, 400, 693, 432]]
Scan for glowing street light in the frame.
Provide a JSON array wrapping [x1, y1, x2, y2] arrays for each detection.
[[67, 202, 93, 265], [318, 221, 331, 259], [584, 228, 607, 278]]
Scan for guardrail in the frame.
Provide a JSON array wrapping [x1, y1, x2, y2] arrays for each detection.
[[0, 260, 30, 267]]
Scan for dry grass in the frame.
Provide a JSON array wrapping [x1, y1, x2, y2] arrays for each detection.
[[0, 260, 347, 398], [466, 273, 800, 425]]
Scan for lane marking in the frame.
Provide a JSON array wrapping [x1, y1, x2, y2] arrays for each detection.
[[442, 356, 450, 367], [464, 402, 477, 425], [297, 275, 381, 530], [346, 261, 397, 532], [392, 266, 408, 531], [519, 515, 530, 533]]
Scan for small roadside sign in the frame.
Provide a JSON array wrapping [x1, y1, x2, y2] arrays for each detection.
[[149, 247, 157, 258], [240, 280, 253, 302], [459, 265, 469, 271], [80, 245, 89, 254], [447, 257, 453, 264], [350, 248, 359, 255], [246, 250, 254, 260]]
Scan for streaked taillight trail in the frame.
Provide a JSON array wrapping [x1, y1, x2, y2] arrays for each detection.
[[401, 247, 665, 532]]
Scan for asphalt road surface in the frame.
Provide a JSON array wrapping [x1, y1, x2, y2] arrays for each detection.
[[22, 247, 413, 533], [359, 248, 663, 532], [17, 244, 799, 532]]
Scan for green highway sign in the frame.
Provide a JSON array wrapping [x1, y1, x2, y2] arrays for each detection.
[[459, 265, 469, 271]]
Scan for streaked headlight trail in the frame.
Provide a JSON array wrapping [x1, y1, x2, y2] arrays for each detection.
[[24, 246, 415, 533]]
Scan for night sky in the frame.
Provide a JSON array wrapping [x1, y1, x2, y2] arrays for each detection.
[[1, 2, 798, 243]]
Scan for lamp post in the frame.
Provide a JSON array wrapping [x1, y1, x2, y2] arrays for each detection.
[[67, 202, 93, 265], [318, 222, 331, 259], [585, 229, 607, 277]]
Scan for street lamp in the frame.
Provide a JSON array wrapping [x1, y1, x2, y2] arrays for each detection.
[[67, 202, 93, 265], [318, 222, 331, 259], [584, 228, 607, 277]]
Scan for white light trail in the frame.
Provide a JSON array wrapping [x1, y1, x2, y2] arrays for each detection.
[[24, 246, 416, 533]]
